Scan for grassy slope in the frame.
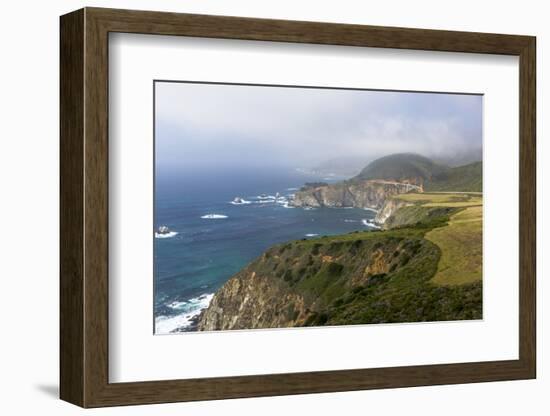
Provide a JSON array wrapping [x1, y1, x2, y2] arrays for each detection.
[[393, 193, 482, 204], [388, 192, 483, 286], [426, 205, 483, 285], [425, 161, 482, 192]]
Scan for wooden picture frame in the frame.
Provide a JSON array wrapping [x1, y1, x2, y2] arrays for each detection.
[[60, 7, 536, 408]]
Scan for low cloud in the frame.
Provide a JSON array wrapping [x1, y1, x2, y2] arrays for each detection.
[[155, 82, 482, 170]]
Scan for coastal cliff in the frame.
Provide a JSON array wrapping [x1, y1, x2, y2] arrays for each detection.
[[290, 180, 419, 210], [198, 195, 483, 331], [198, 230, 437, 330], [374, 197, 410, 225], [291, 154, 482, 211], [199, 269, 309, 330], [196, 154, 484, 331]]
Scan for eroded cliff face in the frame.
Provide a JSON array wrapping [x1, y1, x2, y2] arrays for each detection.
[[199, 269, 309, 331], [290, 180, 419, 211], [198, 232, 429, 331], [374, 198, 410, 226]]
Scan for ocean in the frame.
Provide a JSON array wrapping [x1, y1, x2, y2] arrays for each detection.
[[153, 167, 378, 334]]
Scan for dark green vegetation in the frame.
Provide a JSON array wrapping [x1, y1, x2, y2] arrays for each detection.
[[251, 207, 482, 326], [383, 205, 458, 229], [424, 161, 482, 192]]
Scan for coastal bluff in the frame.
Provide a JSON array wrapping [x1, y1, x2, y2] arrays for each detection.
[[197, 194, 483, 331], [196, 154, 484, 331], [198, 226, 442, 331], [289, 153, 441, 211], [290, 179, 419, 211], [290, 153, 481, 213]]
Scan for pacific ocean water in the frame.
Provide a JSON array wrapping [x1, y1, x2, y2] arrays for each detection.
[[154, 167, 377, 334]]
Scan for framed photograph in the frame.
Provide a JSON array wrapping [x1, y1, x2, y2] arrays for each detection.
[[60, 7, 536, 408]]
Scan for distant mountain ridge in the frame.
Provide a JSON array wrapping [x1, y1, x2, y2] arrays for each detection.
[[291, 153, 482, 210], [355, 153, 446, 187], [308, 148, 483, 178]]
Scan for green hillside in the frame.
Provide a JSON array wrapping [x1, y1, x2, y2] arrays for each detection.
[[263, 205, 480, 326], [356, 153, 446, 183], [199, 192, 483, 330], [352, 153, 482, 192], [425, 161, 482, 192]]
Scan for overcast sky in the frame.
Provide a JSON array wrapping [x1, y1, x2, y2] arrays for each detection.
[[155, 81, 482, 172]]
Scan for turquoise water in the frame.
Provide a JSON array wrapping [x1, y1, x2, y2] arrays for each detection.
[[153, 167, 377, 333]]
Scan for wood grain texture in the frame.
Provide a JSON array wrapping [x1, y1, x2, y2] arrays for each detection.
[[518, 38, 536, 375], [59, 7, 537, 408], [83, 10, 110, 406], [59, 8, 84, 407]]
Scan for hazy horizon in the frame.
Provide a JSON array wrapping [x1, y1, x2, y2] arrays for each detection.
[[155, 81, 482, 174]]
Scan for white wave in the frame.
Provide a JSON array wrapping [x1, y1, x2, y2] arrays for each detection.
[[363, 207, 379, 213], [155, 293, 214, 334], [167, 301, 187, 309], [281, 203, 295, 209], [305, 233, 319, 237], [189, 293, 213, 304], [287, 187, 299, 191], [256, 195, 276, 200], [200, 214, 228, 219], [344, 219, 358, 223], [155, 231, 178, 239], [362, 219, 381, 229], [229, 199, 251, 205], [303, 207, 316, 211]]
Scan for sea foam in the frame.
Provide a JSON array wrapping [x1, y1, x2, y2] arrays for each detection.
[[155, 293, 214, 334], [229, 199, 251, 205], [362, 219, 381, 229], [363, 207, 379, 213], [200, 214, 228, 219], [155, 231, 178, 239]]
